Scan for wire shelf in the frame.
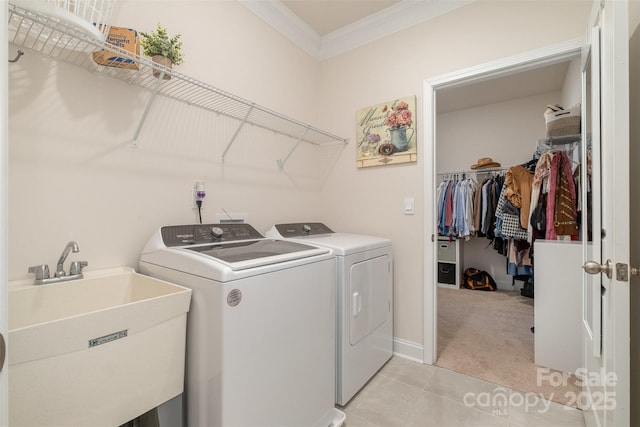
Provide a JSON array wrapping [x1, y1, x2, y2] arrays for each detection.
[[7, 1, 348, 158]]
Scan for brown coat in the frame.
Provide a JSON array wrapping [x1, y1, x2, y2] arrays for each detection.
[[504, 165, 534, 229]]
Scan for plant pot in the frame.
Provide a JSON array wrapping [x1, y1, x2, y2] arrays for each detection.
[[151, 55, 172, 80]]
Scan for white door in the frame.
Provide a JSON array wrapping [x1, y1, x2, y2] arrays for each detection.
[[1, 2, 10, 426], [581, 1, 630, 425]]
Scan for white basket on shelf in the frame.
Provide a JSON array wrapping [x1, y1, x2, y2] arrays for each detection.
[[10, 0, 117, 44]]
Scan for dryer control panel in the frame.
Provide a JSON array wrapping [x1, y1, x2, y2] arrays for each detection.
[[273, 222, 334, 237], [161, 223, 264, 246]]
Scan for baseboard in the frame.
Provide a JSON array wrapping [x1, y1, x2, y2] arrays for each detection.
[[392, 337, 424, 363], [582, 409, 597, 427]]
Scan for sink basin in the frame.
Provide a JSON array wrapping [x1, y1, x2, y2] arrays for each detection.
[[8, 267, 192, 427]]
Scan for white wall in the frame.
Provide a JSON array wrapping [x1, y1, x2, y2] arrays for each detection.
[[317, 1, 591, 345], [436, 91, 559, 173], [561, 57, 583, 107]]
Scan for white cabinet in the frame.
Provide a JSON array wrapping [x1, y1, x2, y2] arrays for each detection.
[[437, 238, 461, 289], [534, 240, 583, 373]]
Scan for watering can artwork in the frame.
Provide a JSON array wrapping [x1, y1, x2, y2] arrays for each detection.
[[356, 95, 417, 168], [388, 127, 415, 152]]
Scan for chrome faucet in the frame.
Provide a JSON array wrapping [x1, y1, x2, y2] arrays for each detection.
[[28, 241, 88, 285], [55, 241, 79, 277]]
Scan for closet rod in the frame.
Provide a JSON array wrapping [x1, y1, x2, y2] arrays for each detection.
[[537, 134, 581, 145], [436, 166, 508, 176]]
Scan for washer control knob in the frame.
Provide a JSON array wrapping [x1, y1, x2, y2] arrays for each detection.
[[211, 227, 224, 238]]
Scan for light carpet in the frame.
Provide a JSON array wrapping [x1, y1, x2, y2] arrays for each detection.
[[436, 287, 581, 407]]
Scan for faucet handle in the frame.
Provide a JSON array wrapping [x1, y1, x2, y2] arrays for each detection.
[[28, 264, 50, 280], [70, 261, 88, 276]]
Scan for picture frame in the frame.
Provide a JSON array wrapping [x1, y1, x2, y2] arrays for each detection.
[[356, 95, 417, 168]]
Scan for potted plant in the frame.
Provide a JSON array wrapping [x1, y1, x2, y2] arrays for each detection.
[[140, 23, 184, 80]]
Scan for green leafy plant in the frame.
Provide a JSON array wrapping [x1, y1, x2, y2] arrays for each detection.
[[140, 23, 184, 65]]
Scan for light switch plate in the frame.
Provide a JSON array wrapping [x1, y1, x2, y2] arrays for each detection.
[[404, 197, 415, 215]]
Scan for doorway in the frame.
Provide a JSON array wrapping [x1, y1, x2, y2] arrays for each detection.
[[422, 39, 583, 400]]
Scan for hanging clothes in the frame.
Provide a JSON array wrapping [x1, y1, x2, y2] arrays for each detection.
[[504, 165, 534, 229], [495, 183, 529, 241], [546, 151, 579, 240], [527, 151, 553, 243], [437, 177, 478, 240]]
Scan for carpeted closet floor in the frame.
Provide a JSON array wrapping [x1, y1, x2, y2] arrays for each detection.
[[436, 287, 581, 407]]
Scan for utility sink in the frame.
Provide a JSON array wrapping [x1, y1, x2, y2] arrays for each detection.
[[8, 267, 192, 427]]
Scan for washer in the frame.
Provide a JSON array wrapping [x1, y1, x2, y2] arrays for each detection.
[[139, 223, 345, 427], [266, 222, 393, 405]]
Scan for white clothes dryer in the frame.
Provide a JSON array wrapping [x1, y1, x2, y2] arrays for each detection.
[[139, 223, 345, 427], [266, 222, 393, 405]]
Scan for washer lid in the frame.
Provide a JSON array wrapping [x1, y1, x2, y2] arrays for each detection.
[[185, 239, 329, 270], [271, 222, 334, 237], [266, 223, 391, 256]]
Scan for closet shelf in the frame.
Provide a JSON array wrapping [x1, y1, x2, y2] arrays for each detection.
[[437, 166, 508, 178], [7, 2, 348, 157], [538, 134, 582, 145]]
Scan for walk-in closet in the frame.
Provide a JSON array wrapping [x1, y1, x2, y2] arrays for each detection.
[[433, 54, 588, 405]]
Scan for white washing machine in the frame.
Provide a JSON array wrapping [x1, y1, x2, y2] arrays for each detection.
[[266, 222, 393, 405], [139, 223, 345, 427]]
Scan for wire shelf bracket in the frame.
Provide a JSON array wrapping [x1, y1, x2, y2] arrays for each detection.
[[221, 103, 255, 163], [7, 1, 349, 162], [277, 127, 309, 172], [132, 71, 166, 148]]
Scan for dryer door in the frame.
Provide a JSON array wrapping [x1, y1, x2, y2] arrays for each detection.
[[349, 254, 391, 345]]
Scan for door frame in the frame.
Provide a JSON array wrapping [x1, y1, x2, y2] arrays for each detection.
[[422, 38, 583, 365], [581, 1, 631, 425], [1, 2, 9, 426]]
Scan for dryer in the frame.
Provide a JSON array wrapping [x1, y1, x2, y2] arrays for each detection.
[[139, 223, 345, 427], [266, 222, 393, 405]]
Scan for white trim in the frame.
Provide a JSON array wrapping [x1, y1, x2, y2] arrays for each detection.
[[239, 0, 321, 59], [317, 0, 472, 61], [393, 337, 424, 363], [427, 38, 584, 89], [1, 2, 8, 424], [240, 0, 473, 61], [422, 38, 583, 366]]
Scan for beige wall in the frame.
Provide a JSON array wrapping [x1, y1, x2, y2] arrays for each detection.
[[8, 1, 592, 349], [317, 1, 591, 345], [8, 1, 327, 279]]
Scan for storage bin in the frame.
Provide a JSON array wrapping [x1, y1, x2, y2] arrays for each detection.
[[438, 262, 456, 285], [438, 242, 456, 263], [544, 104, 581, 137]]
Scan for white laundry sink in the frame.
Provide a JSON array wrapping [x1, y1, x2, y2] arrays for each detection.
[[8, 267, 192, 427]]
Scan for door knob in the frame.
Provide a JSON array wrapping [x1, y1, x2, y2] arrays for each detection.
[[583, 259, 613, 279], [0, 333, 5, 372]]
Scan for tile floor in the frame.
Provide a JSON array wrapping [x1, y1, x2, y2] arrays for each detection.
[[339, 356, 586, 427]]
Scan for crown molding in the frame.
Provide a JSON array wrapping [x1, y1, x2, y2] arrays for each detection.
[[240, 0, 474, 61], [239, 0, 321, 58]]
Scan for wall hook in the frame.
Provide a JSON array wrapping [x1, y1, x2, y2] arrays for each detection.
[[9, 50, 24, 63]]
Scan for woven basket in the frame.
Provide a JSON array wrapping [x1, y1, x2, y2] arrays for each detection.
[[544, 104, 581, 137]]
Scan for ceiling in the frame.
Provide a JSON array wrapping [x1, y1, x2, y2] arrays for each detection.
[[240, 1, 575, 112], [239, 0, 473, 60], [437, 61, 572, 113], [280, 0, 402, 36]]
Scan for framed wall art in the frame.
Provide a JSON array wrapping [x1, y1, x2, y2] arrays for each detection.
[[356, 95, 417, 168]]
